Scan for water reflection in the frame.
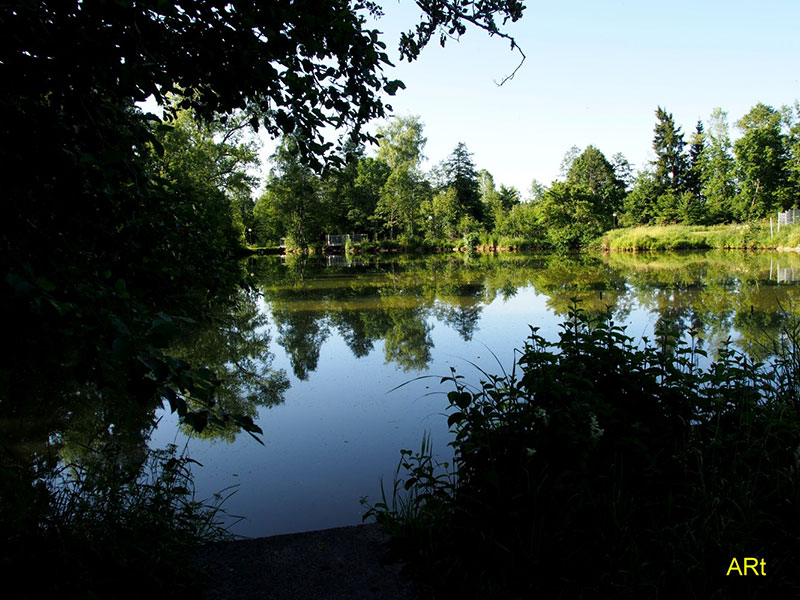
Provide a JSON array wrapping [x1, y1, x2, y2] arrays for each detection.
[[254, 251, 800, 382], [168, 289, 289, 441], [154, 250, 800, 537]]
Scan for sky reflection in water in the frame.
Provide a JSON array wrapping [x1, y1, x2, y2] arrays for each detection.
[[151, 251, 800, 537]]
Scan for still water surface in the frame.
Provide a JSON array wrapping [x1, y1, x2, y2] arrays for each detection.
[[150, 251, 800, 537]]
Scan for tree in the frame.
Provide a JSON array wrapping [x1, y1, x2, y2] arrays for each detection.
[[377, 168, 426, 238], [734, 103, 791, 218], [783, 102, 800, 202], [420, 188, 464, 240], [534, 182, 607, 248], [686, 120, 705, 198], [559, 146, 582, 179], [610, 153, 634, 192], [478, 170, 502, 230], [377, 115, 428, 170], [652, 107, 689, 193], [1, 0, 529, 588], [528, 179, 548, 203], [156, 106, 261, 241], [699, 108, 737, 223], [3, 0, 526, 411], [478, 170, 498, 205], [256, 137, 323, 248], [566, 145, 625, 219], [375, 116, 429, 237], [497, 185, 521, 211], [442, 142, 482, 221], [352, 157, 392, 236], [620, 170, 660, 226]]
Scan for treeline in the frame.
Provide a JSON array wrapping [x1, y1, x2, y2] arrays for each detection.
[[251, 102, 800, 250]]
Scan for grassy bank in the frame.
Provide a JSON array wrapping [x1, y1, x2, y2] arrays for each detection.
[[599, 223, 800, 251], [365, 305, 800, 598]]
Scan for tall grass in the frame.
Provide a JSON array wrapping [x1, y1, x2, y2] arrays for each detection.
[[600, 223, 800, 251], [2, 443, 235, 597]]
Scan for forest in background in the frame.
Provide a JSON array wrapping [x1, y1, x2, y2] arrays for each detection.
[[239, 102, 800, 250]]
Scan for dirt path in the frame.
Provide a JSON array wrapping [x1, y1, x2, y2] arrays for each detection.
[[194, 523, 419, 600]]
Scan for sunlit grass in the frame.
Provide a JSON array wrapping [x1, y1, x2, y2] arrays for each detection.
[[600, 223, 800, 251]]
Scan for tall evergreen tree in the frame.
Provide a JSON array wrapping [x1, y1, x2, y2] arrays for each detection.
[[652, 107, 689, 193], [442, 142, 482, 221], [686, 120, 705, 197], [610, 153, 634, 192]]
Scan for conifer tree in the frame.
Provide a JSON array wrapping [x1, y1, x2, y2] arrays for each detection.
[[652, 107, 689, 193], [686, 120, 705, 197], [442, 142, 482, 222]]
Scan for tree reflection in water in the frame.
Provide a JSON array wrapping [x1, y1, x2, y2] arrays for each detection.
[[254, 251, 800, 382]]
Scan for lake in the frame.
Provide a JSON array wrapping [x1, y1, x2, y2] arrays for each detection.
[[149, 250, 800, 538]]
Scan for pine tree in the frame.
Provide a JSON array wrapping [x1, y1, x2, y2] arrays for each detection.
[[686, 120, 705, 196], [652, 107, 689, 193], [442, 142, 482, 222]]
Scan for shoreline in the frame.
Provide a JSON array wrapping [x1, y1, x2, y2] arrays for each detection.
[[194, 523, 418, 600]]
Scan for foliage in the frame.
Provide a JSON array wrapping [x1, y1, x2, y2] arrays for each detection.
[[566, 145, 625, 217], [734, 103, 791, 219], [494, 201, 542, 243], [2, 0, 528, 591], [373, 116, 431, 238], [686, 120, 705, 197], [421, 188, 465, 241], [652, 106, 689, 193], [784, 102, 800, 200], [699, 108, 738, 223], [255, 137, 323, 248], [366, 304, 800, 598], [533, 182, 608, 248], [441, 142, 482, 221], [2, 443, 234, 597]]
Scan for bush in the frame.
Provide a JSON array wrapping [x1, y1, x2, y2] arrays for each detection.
[[461, 231, 480, 252], [366, 305, 800, 598]]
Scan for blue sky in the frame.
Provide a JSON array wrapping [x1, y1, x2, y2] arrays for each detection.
[[363, 0, 800, 197]]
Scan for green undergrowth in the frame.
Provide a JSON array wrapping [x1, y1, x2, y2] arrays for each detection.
[[365, 304, 800, 598], [2, 443, 234, 597], [600, 223, 800, 251]]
